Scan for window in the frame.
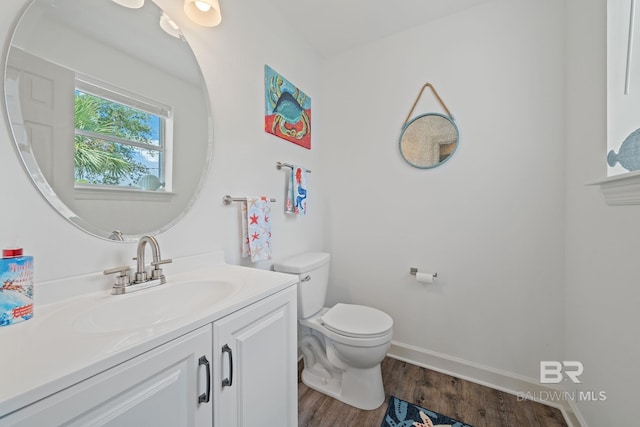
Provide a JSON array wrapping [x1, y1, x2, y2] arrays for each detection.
[[74, 78, 171, 191]]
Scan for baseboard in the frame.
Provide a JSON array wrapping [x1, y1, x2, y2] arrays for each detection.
[[387, 341, 586, 427]]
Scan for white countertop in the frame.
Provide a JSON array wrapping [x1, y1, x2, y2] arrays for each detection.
[[0, 252, 298, 418]]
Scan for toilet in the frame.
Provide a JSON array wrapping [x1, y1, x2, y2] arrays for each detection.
[[274, 252, 393, 410]]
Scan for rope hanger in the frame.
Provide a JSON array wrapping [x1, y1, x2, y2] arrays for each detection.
[[403, 82, 453, 126]]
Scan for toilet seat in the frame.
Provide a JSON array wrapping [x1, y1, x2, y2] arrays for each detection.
[[321, 303, 393, 338]]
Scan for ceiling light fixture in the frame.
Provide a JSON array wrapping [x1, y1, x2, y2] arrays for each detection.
[[184, 0, 222, 27], [159, 13, 181, 38], [112, 0, 144, 9]]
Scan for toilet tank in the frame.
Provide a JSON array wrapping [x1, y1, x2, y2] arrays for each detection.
[[274, 252, 330, 318]]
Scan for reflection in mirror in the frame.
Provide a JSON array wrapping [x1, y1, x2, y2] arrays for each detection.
[[607, 0, 640, 175], [399, 113, 459, 169], [4, 0, 212, 241]]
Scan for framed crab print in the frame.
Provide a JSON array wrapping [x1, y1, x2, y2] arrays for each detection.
[[264, 65, 311, 149]]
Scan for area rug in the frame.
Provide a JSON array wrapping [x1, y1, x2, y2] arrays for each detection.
[[380, 396, 473, 427]]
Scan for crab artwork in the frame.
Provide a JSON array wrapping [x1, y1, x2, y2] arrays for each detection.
[[264, 65, 311, 149]]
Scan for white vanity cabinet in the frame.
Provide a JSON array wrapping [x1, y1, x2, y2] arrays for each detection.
[[0, 259, 298, 427], [1, 324, 213, 427], [213, 286, 298, 427]]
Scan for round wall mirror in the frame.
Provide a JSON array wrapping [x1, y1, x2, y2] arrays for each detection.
[[4, 0, 213, 241], [399, 113, 459, 168]]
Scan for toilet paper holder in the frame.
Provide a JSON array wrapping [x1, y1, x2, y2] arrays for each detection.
[[410, 268, 437, 277]]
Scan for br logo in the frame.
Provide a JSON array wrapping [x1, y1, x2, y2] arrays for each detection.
[[540, 361, 584, 384]]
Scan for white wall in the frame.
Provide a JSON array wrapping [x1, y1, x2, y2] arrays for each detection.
[[323, 0, 566, 380], [0, 0, 327, 281], [565, 0, 640, 424]]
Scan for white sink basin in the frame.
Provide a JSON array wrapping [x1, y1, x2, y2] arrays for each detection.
[[73, 280, 240, 333]]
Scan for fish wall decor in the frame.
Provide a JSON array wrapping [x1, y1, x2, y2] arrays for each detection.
[[608, 127, 640, 171]]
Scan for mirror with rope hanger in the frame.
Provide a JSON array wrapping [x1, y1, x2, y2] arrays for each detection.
[[399, 82, 459, 169]]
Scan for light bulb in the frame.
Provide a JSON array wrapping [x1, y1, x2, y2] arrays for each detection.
[[195, 1, 211, 12], [184, 0, 221, 27]]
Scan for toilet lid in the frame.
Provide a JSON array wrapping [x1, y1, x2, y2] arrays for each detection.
[[321, 303, 393, 338]]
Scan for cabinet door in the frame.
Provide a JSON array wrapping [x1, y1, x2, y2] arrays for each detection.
[[2, 325, 213, 427], [213, 286, 297, 427]]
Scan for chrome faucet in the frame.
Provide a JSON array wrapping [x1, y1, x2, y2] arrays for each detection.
[[104, 235, 172, 295], [108, 230, 124, 241], [135, 235, 163, 283]]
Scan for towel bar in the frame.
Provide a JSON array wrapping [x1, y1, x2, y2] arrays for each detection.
[[276, 162, 311, 173], [222, 195, 276, 205]]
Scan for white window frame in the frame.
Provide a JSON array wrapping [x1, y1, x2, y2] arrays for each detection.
[[73, 75, 174, 193]]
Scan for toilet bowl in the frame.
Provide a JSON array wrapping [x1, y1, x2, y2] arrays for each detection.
[[274, 253, 393, 410]]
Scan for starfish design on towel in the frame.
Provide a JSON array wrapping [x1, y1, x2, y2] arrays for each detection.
[[241, 197, 272, 262]]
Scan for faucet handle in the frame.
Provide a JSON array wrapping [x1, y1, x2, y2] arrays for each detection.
[[150, 259, 172, 283], [151, 258, 172, 267], [103, 265, 132, 290]]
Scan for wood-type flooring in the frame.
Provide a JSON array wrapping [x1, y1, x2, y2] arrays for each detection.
[[298, 357, 568, 427]]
